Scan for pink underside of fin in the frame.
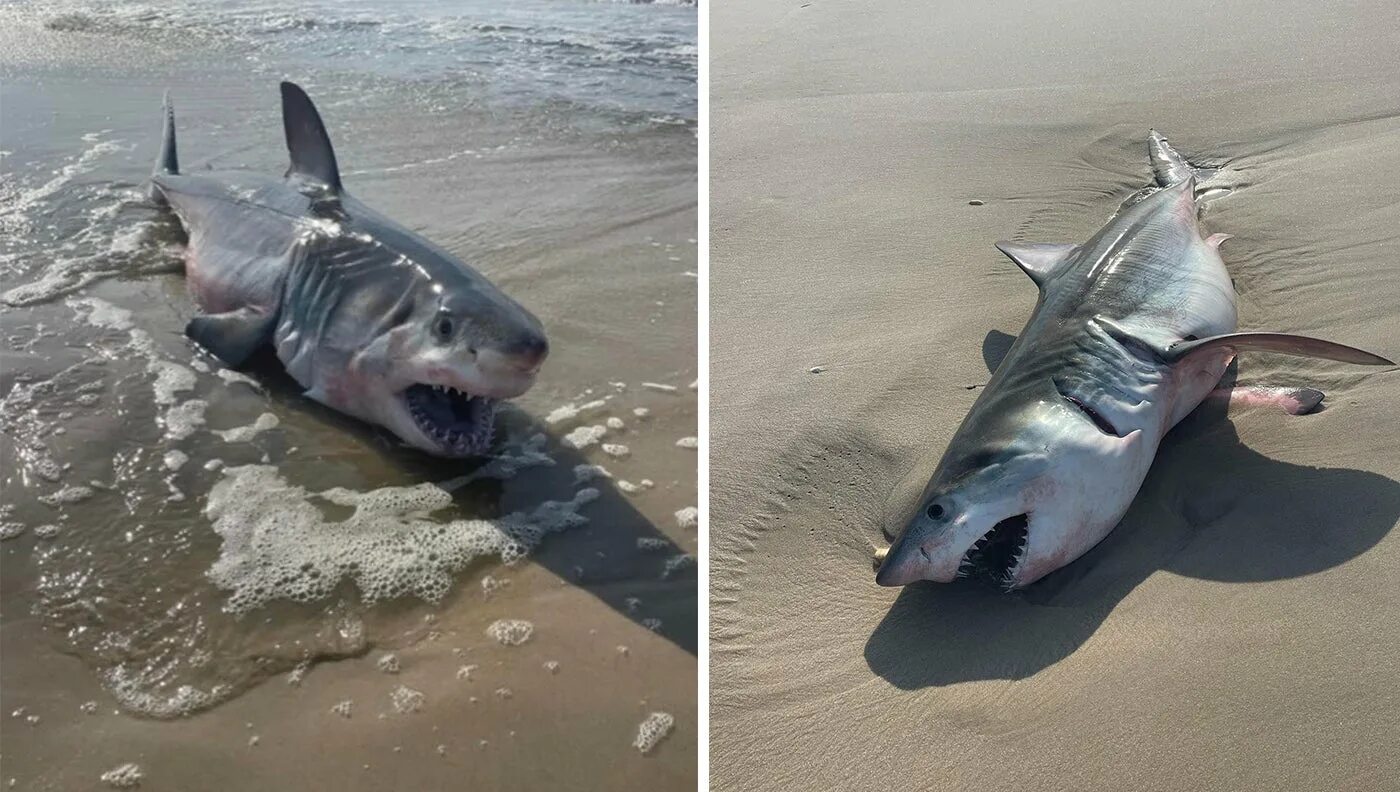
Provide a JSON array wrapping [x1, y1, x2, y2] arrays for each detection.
[[1207, 385, 1325, 415], [1205, 232, 1234, 249]]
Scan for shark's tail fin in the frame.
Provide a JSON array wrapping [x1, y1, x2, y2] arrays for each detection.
[[1147, 129, 1196, 187], [149, 90, 178, 204]]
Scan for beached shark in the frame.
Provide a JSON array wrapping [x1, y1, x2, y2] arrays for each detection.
[[875, 132, 1392, 590], [148, 82, 547, 457]]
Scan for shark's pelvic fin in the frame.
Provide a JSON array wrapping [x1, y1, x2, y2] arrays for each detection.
[[280, 81, 343, 194], [187, 308, 278, 366], [994, 242, 1077, 288]]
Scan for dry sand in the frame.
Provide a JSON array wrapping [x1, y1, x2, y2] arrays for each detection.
[[710, 1, 1400, 790]]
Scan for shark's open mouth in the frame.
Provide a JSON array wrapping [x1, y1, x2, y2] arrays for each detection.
[[403, 384, 498, 456], [957, 514, 1029, 589]]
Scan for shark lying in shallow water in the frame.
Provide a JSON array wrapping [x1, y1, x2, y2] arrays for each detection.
[[875, 132, 1393, 591], [148, 82, 547, 457]]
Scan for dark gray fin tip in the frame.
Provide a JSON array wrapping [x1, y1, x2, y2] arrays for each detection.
[[280, 81, 342, 194], [1167, 332, 1395, 367]]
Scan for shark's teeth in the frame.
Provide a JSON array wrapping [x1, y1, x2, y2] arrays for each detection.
[[957, 514, 1030, 590], [403, 383, 499, 457]]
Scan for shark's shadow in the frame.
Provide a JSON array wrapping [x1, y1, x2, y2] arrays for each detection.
[[239, 349, 697, 656], [862, 330, 1398, 688]]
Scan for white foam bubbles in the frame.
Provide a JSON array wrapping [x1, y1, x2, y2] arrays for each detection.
[[214, 413, 279, 443], [38, 485, 94, 506], [601, 443, 630, 458], [485, 619, 533, 646], [99, 763, 143, 789], [633, 712, 674, 754], [662, 553, 695, 578], [545, 399, 606, 426], [205, 465, 599, 613], [390, 685, 424, 714], [561, 424, 608, 449], [674, 506, 698, 529], [574, 463, 612, 484], [164, 400, 208, 441]]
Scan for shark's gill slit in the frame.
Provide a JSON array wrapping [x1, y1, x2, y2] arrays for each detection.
[[1053, 378, 1123, 437], [957, 514, 1029, 587]]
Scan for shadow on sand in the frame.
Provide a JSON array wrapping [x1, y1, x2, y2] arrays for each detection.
[[861, 330, 1398, 688], [243, 349, 698, 656]]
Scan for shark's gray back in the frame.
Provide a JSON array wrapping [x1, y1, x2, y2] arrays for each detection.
[[941, 176, 1236, 475]]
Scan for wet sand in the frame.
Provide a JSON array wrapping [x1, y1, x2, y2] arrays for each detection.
[[1, 2, 696, 789], [710, 1, 1400, 790]]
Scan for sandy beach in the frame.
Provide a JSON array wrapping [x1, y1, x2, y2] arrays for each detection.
[[710, 1, 1400, 790], [1, 1, 696, 789]]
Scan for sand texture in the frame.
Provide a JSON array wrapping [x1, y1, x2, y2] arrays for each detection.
[[711, 1, 1400, 790]]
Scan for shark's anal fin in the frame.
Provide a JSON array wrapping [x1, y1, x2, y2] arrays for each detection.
[[186, 308, 277, 366], [280, 81, 342, 194], [1166, 333, 1394, 367], [994, 242, 1077, 288]]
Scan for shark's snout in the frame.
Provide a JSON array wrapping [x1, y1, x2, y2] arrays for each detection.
[[875, 533, 954, 587], [875, 511, 1033, 589], [498, 330, 548, 374]]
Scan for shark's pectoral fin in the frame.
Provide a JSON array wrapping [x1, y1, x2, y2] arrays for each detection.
[[186, 308, 277, 366], [1165, 333, 1394, 367], [994, 241, 1078, 287]]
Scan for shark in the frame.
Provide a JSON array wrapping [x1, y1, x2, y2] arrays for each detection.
[[148, 82, 547, 457], [875, 132, 1393, 590]]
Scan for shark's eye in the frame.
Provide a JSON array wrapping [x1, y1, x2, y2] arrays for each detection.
[[926, 503, 945, 520], [434, 315, 455, 341]]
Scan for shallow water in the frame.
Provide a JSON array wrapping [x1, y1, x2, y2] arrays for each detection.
[[1, 0, 696, 787]]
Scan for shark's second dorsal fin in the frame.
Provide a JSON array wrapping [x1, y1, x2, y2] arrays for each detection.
[[995, 242, 1077, 288], [280, 81, 342, 194]]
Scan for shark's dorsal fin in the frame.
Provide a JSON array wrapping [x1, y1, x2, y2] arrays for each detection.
[[995, 242, 1077, 287], [280, 81, 342, 194]]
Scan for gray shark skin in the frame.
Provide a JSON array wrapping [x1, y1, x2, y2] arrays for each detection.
[[148, 82, 547, 458], [876, 132, 1393, 591]]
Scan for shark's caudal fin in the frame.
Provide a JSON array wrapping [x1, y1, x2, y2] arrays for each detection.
[[1148, 129, 1195, 187], [149, 91, 179, 203], [280, 81, 343, 194]]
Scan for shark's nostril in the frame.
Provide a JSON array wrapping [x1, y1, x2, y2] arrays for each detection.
[[508, 333, 548, 371]]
